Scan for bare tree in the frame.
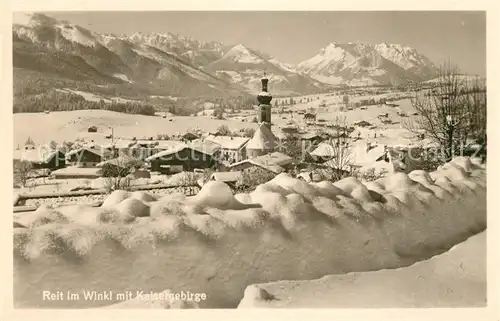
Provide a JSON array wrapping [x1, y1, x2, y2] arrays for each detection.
[[405, 61, 486, 161], [354, 167, 389, 182], [216, 125, 232, 136], [320, 115, 353, 181], [463, 77, 487, 154], [14, 160, 33, 187], [101, 157, 142, 192], [235, 167, 276, 193], [178, 171, 200, 195], [49, 140, 58, 150], [241, 128, 256, 138]]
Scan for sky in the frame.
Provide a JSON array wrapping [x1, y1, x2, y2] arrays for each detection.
[[14, 11, 486, 76]]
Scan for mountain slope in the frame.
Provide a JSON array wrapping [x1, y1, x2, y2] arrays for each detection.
[[205, 44, 326, 95], [125, 32, 229, 67], [13, 12, 444, 107], [13, 13, 248, 100], [297, 42, 438, 86], [374, 43, 438, 79]]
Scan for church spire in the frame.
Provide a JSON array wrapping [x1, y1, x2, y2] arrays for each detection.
[[257, 71, 273, 130], [261, 71, 269, 92]]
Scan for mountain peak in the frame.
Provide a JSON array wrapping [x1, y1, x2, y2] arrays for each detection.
[[224, 44, 264, 64], [297, 41, 438, 85], [28, 13, 58, 27]]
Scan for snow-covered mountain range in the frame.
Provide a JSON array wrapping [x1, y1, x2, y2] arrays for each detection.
[[297, 42, 439, 86], [13, 13, 442, 101]]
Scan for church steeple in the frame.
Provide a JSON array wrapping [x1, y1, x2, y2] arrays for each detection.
[[257, 72, 272, 128]]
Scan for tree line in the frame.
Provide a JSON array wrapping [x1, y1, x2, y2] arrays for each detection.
[[14, 90, 157, 116]]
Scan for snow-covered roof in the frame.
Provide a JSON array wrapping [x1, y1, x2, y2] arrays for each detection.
[[246, 124, 278, 150], [210, 171, 243, 182], [96, 155, 143, 168], [310, 143, 338, 158], [156, 140, 185, 150], [301, 132, 322, 140], [253, 152, 293, 167], [144, 143, 189, 161], [189, 140, 221, 156], [102, 140, 136, 150], [66, 147, 106, 158], [205, 135, 249, 150], [51, 166, 102, 177], [145, 140, 220, 162], [350, 143, 388, 167], [133, 140, 161, 146], [229, 152, 292, 174]]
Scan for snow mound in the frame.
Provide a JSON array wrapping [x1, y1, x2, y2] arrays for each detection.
[[111, 198, 150, 219], [102, 190, 131, 207], [238, 285, 276, 308], [13, 193, 20, 206], [190, 181, 259, 210], [15, 205, 69, 228], [130, 191, 158, 203], [13, 157, 487, 309], [238, 231, 486, 308]]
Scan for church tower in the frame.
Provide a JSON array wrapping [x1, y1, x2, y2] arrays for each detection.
[[257, 73, 272, 129], [246, 73, 278, 158]]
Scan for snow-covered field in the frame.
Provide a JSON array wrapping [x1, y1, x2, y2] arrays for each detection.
[[13, 157, 486, 308], [270, 91, 420, 145], [239, 231, 486, 308], [14, 110, 259, 147], [14, 88, 421, 148]]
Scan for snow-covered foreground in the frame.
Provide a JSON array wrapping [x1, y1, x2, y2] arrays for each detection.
[[13, 157, 486, 308], [239, 231, 486, 308]]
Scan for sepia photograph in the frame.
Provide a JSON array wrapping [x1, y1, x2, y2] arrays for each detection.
[[9, 9, 489, 312]]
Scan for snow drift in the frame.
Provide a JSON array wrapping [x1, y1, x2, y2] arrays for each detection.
[[238, 231, 486, 308], [13, 157, 486, 308]]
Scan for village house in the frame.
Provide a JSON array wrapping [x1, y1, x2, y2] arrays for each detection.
[[146, 141, 220, 174], [182, 132, 199, 142], [65, 147, 109, 168], [228, 151, 294, 175], [128, 140, 184, 160], [208, 171, 243, 189], [309, 141, 392, 174], [347, 142, 392, 174], [310, 142, 347, 160], [97, 154, 144, 172], [100, 140, 136, 159], [353, 120, 372, 128], [303, 112, 316, 125], [205, 135, 249, 165], [13, 147, 66, 171]]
